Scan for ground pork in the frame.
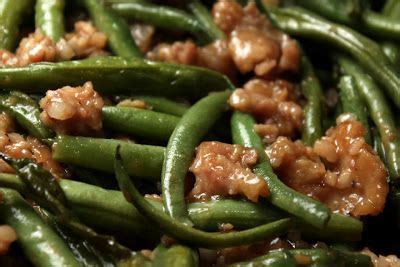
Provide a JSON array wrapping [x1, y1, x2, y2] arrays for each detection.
[[117, 99, 148, 109], [230, 79, 303, 144], [266, 117, 388, 216], [362, 248, 400, 267], [39, 81, 104, 135], [189, 141, 268, 203], [0, 225, 17, 255], [130, 24, 155, 53]]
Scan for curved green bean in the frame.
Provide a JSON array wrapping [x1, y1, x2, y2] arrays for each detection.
[[162, 91, 230, 225], [102, 106, 180, 141], [231, 111, 330, 229], [0, 188, 80, 267], [0, 0, 34, 50], [230, 250, 296, 267], [265, 5, 400, 109], [0, 57, 229, 99], [300, 56, 324, 146], [35, 0, 65, 41], [133, 96, 189, 116], [381, 0, 400, 68], [83, 0, 141, 58], [115, 150, 292, 249], [0, 173, 362, 242], [153, 244, 199, 267], [0, 91, 53, 139], [52, 135, 165, 180], [108, 2, 212, 44], [337, 55, 400, 180], [338, 75, 371, 144]]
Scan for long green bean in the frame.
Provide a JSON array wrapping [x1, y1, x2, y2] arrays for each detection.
[[337, 55, 400, 180], [338, 75, 371, 144], [264, 5, 400, 109], [83, 0, 141, 58], [52, 135, 165, 180], [0, 0, 34, 50], [115, 149, 292, 249], [35, 0, 65, 41], [0, 188, 80, 267], [102, 106, 180, 141], [300, 56, 324, 146], [381, 0, 400, 68], [133, 96, 189, 116], [162, 91, 230, 225], [0, 57, 229, 99], [153, 244, 199, 267], [231, 111, 330, 229]]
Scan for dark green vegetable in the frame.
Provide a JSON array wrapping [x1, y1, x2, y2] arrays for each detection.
[[102, 106, 180, 141], [381, 0, 400, 68], [300, 56, 324, 146], [361, 10, 400, 41], [162, 91, 230, 225], [115, 147, 292, 248], [0, 91, 53, 139], [52, 135, 165, 180], [153, 244, 199, 267], [132, 96, 189, 116], [0, 188, 80, 267], [0, 0, 34, 50], [264, 5, 400, 109], [0, 57, 229, 99], [230, 250, 296, 267], [83, 0, 141, 58], [337, 55, 400, 180], [231, 111, 331, 229], [338, 75, 371, 144], [35, 0, 65, 41], [108, 2, 212, 44], [187, 0, 225, 40]]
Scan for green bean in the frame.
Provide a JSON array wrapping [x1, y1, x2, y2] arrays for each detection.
[[153, 244, 199, 267], [300, 56, 324, 146], [102, 106, 180, 141], [373, 129, 386, 164], [114, 149, 292, 249], [162, 91, 230, 225], [83, 0, 141, 58], [231, 111, 330, 229], [0, 57, 229, 99], [338, 75, 371, 144], [0, 173, 362, 242], [230, 250, 296, 267], [108, 2, 212, 44], [337, 55, 400, 180], [381, 0, 400, 68], [52, 135, 165, 180], [0, 188, 80, 267], [0, 91, 53, 139], [186, 0, 225, 40], [133, 96, 189, 116], [264, 5, 400, 109], [35, 0, 65, 42], [0, 0, 34, 50]]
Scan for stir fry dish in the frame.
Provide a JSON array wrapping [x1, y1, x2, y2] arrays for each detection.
[[0, 0, 400, 266]]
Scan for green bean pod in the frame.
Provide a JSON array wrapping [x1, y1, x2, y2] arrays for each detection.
[[102, 106, 180, 141], [361, 10, 400, 41], [231, 111, 330, 229], [187, 0, 225, 40], [230, 250, 296, 267], [108, 2, 212, 44], [83, 0, 141, 58], [0, 57, 229, 99], [337, 55, 400, 180], [0, 91, 53, 139], [52, 135, 165, 180], [381, 0, 400, 68], [0, 173, 362, 242], [338, 75, 371, 144], [133, 96, 189, 116], [300, 56, 324, 146], [264, 5, 400, 109], [153, 244, 199, 267], [35, 0, 65, 42], [162, 91, 230, 225], [115, 150, 292, 249], [0, 0, 34, 50], [0, 188, 80, 267]]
